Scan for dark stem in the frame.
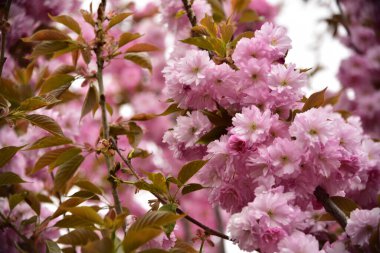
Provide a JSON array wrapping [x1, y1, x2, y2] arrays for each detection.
[[0, 211, 29, 241], [94, 0, 122, 215], [335, 0, 363, 54], [181, 0, 197, 27], [314, 186, 347, 229], [110, 138, 231, 241], [0, 0, 12, 77]]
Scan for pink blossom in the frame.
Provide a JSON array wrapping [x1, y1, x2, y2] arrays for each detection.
[[277, 231, 321, 253], [232, 37, 271, 67], [346, 208, 380, 246], [268, 63, 307, 94], [227, 135, 247, 155], [231, 106, 274, 145], [255, 22, 292, 56]]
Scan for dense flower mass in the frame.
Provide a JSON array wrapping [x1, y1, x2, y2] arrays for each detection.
[[163, 16, 380, 252], [336, 0, 380, 138]]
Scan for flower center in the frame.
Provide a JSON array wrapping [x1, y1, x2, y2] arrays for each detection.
[[309, 129, 318, 135]]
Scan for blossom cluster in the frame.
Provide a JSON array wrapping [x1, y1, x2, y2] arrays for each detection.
[[162, 19, 380, 252], [336, 0, 380, 138]]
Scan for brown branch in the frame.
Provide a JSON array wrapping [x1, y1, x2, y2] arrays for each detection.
[[181, 0, 197, 28], [94, 0, 122, 215], [110, 137, 231, 241], [0, 0, 12, 77], [314, 186, 347, 229]]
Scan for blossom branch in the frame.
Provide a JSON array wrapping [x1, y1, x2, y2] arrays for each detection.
[[335, 0, 363, 54], [314, 186, 347, 229], [94, 0, 122, 215], [181, 0, 197, 27], [0, 0, 12, 77], [0, 211, 29, 242], [110, 137, 231, 241]]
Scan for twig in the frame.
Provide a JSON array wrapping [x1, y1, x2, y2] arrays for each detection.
[[314, 186, 347, 229], [0, 211, 29, 241], [181, 0, 197, 27], [94, 0, 122, 215], [110, 138, 231, 241], [335, 0, 363, 54], [0, 0, 12, 77]]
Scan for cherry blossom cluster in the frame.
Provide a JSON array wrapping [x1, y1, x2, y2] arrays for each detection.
[[336, 0, 380, 138], [162, 19, 380, 252]]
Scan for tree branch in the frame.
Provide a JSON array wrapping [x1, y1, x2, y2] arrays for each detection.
[[0, 0, 12, 77], [0, 211, 29, 242], [94, 0, 122, 215], [314, 186, 348, 229], [181, 0, 197, 27], [110, 137, 231, 241]]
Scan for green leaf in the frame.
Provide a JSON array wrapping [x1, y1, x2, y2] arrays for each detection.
[[49, 14, 81, 34], [178, 160, 208, 185], [197, 126, 227, 145], [74, 180, 102, 195], [81, 84, 99, 120], [330, 196, 359, 216], [0, 172, 26, 185], [80, 10, 95, 26], [82, 238, 114, 253], [181, 183, 204, 195], [54, 155, 84, 192], [159, 204, 178, 237], [128, 148, 151, 159], [230, 31, 254, 48], [200, 15, 217, 37], [50, 147, 82, 171], [123, 211, 184, 253], [302, 87, 327, 112], [54, 215, 95, 228], [46, 240, 62, 253], [124, 53, 152, 72], [181, 37, 214, 51], [170, 240, 198, 253], [39, 74, 75, 95], [220, 23, 234, 44], [52, 197, 87, 218], [27, 136, 72, 150], [125, 122, 143, 148], [118, 32, 143, 48], [239, 9, 260, 23], [231, 0, 250, 13], [139, 250, 169, 253], [207, 0, 226, 22], [106, 12, 133, 30], [25, 192, 41, 215], [23, 29, 70, 42], [17, 96, 59, 112], [31, 147, 72, 174], [31, 41, 71, 57], [68, 206, 104, 225], [0, 145, 25, 168], [148, 172, 167, 194], [25, 114, 65, 136], [125, 43, 160, 53], [9, 192, 27, 210], [57, 229, 99, 245]]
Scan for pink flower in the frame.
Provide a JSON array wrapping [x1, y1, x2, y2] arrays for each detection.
[[231, 106, 274, 145], [228, 207, 260, 251], [350, 25, 377, 53], [249, 190, 296, 227], [232, 37, 271, 67], [172, 111, 212, 148], [259, 217, 287, 253], [239, 58, 270, 87], [177, 50, 214, 86], [289, 107, 334, 146], [255, 22, 292, 56], [227, 135, 247, 154], [266, 138, 303, 176], [346, 208, 380, 246], [277, 231, 320, 253], [268, 63, 307, 94]]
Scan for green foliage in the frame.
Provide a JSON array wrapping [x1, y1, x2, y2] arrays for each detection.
[[46, 240, 62, 253], [0, 171, 26, 185], [178, 160, 208, 185], [49, 14, 82, 34], [81, 238, 114, 253], [54, 154, 84, 192], [25, 114, 65, 136], [119, 32, 143, 48], [68, 206, 104, 225], [0, 145, 25, 168], [123, 211, 184, 253], [27, 136, 72, 150], [106, 13, 133, 31], [330, 196, 359, 216], [57, 229, 99, 245], [39, 74, 75, 95], [302, 87, 327, 112], [124, 53, 153, 72], [181, 183, 205, 195], [81, 84, 99, 119]]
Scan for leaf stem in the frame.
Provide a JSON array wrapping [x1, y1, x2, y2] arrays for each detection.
[[94, 0, 122, 215], [110, 138, 231, 241], [0, 0, 12, 77], [314, 186, 348, 229]]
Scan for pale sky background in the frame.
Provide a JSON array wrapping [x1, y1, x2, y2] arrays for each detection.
[[80, 1, 349, 252]]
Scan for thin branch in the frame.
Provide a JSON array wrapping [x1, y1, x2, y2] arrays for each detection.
[[181, 0, 197, 27], [110, 138, 231, 241], [0, 211, 29, 241], [314, 186, 347, 229], [94, 0, 122, 215], [335, 0, 363, 54], [0, 0, 12, 77]]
